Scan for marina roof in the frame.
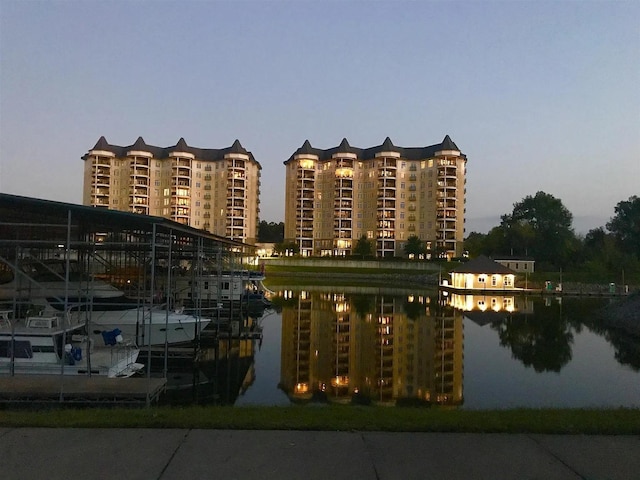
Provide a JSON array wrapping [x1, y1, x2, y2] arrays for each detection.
[[0, 193, 244, 252]]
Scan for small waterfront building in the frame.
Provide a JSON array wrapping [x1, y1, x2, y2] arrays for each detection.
[[493, 255, 535, 273], [447, 255, 516, 290]]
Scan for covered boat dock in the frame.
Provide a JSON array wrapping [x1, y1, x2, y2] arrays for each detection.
[[0, 193, 256, 406]]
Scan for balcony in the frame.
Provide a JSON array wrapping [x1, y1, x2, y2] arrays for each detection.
[[172, 171, 191, 181], [297, 181, 315, 190], [297, 171, 315, 180], [227, 189, 245, 198], [91, 187, 110, 197], [378, 170, 396, 179], [377, 190, 396, 200], [227, 200, 245, 208], [132, 206, 149, 215], [376, 199, 396, 209], [93, 157, 111, 167], [129, 188, 149, 197], [129, 166, 149, 177], [437, 167, 457, 179], [132, 177, 150, 187]]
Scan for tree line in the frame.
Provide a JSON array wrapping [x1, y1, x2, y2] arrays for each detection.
[[257, 193, 640, 279], [465, 192, 640, 276]]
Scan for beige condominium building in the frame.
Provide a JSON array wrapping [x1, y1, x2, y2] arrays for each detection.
[[82, 136, 261, 244], [284, 135, 467, 258]]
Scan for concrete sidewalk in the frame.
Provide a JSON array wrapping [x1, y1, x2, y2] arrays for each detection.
[[1, 428, 638, 480]]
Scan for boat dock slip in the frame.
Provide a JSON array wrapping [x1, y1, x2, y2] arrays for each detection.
[[0, 375, 166, 405]]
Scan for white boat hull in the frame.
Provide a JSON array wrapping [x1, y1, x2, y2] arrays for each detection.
[[81, 308, 211, 347]]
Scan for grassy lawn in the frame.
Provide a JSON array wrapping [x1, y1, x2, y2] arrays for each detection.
[[1, 406, 639, 434]]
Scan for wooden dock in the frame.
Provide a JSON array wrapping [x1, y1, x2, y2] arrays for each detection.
[[0, 375, 167, 406]]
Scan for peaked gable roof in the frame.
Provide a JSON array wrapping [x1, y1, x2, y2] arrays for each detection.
[[451, 255, 515, 274], [91, 136, 110, 151], [440, 135, 460, 151], [229, 139, 247, 154], [285, 135, 466, 164], [380, 136, 396, 151], [130, 136, 148, 151], [174, 137, 189, 151], [82, 137, 260, 167]]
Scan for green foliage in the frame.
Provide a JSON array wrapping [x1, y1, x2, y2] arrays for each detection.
[[464, 192, 639, 280], [274, 241, 299, 256], [500, 191, 576, 267], [606, 195, 640, 258], [1, 406, 639, 434], [403, 235, 426, 257], [463, 232, 486, 257], [353, 235, 374, 258], [257, 221, 284, 243]]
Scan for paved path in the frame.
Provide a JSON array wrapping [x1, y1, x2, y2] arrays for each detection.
[[1, 428, 638, 479]]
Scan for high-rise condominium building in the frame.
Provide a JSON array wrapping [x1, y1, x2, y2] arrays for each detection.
[[284, 135, 467, 258], [82, 137, 261, 244]]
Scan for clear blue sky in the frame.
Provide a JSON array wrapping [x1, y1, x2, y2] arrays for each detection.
[[1, 0, 638, 234]]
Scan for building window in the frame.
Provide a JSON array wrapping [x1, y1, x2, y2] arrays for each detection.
[[478, 275, 486, 283], [491, 276, 498, 287]]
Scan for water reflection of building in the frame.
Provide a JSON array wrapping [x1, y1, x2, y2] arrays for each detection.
[[159, 336, 255, 405], [446, 292, 533, 326], [279, 290, 463, 406]]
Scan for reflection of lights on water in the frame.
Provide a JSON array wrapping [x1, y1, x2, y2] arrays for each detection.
[[294, 383, 309, 394]]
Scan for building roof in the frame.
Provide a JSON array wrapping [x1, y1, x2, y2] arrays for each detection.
[[451, 255, 515, 274], [83, 137, 260, 168], [492, 255, 535, 262], [284, 135, 466, 164]]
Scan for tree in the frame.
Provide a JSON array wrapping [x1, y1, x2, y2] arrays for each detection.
[[500, 191, 576, 268], [257, 221, 284, 243], [464, 232, 488, 257], [274, 241, 299, 256], [606, 196, 640, 258], [353, 235, 374, 258], [403, 235, 426, 258]]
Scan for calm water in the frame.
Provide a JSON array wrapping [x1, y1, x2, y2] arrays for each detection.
[[163, 286, 640, 409]]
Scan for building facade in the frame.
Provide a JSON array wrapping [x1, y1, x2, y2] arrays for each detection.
[[283, 135, 467, 258], [82, 137, 261, 244]]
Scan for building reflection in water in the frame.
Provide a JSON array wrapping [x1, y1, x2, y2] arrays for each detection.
[[277, 289, 465, 406], [446, 292, 533, 326]]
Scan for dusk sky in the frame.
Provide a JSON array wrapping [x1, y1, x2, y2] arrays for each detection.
[[1, 1, 638, 234]]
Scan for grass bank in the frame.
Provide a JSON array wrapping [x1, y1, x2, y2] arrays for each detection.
[[1, 406, 639, 434]]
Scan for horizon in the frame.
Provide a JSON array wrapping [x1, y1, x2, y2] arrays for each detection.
[[1, 2, 638, 234]]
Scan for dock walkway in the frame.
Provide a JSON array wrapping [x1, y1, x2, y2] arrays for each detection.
[[0, 375, 166, 405]]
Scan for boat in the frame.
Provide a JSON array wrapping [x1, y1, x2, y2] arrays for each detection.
[[0, 310, 143, 378], [0, 259, 211, 347], [173, 269, 266, 311], [45, 298, 212, 347], [0, 258, 123, 302]]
